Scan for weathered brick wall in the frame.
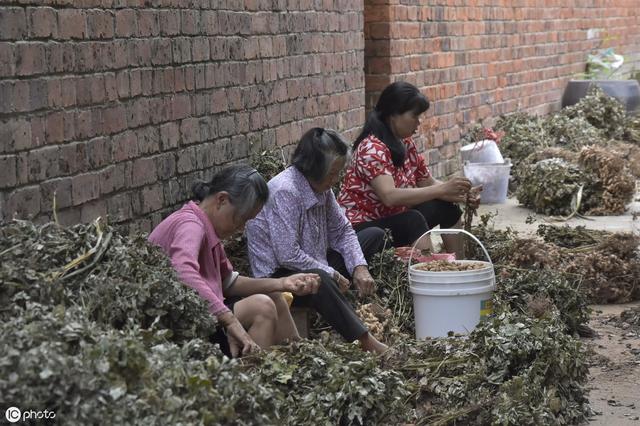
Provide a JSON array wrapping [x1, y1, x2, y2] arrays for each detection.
[[365, 0, 640, 177], [0, 0, 365, 230]]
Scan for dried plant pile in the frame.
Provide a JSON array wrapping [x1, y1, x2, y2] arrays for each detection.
[[536, 224, 608, 248], [0, 220, 412, 425], [470, 217, 640, 305], [250, 148, 287, 181], [494, 87, 638, 215], [0, 218, 596, 425], [515, 158, 600, 216]]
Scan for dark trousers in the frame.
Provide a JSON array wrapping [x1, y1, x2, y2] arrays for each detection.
[[326, 227, 387, 279], [271, 268, 367, 342], [354, 199, 462, 248]]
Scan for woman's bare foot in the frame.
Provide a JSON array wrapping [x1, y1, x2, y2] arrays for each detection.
[[358, 332, 389, 354]]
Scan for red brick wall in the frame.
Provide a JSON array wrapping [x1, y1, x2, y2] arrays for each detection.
[[365, 0, 640, 177], [3, 1, 639, 228], [0, 0, 365, 230]]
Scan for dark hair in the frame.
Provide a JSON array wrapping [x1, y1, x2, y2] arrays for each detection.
[[191, 164, 269, 218], [291, 127, 350, 183], [354, 81, 429, 167]]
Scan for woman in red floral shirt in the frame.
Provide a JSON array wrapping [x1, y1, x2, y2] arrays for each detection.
[[337, 82, 480, 256]]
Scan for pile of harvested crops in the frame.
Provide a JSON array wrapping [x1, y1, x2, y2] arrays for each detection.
[[470, 215, 640, 305], [1, 218, 594, 425], [495, 87, 638, 215]]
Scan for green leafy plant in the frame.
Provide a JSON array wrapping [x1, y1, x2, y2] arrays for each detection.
[[584, 47, 625, 80]]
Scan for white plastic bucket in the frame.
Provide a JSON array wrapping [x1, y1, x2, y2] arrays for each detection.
[[408, 229, 496, 339], [460, 140, 504, 164], [463, 160, 511, 204]]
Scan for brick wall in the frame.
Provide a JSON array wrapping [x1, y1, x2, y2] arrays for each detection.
[[3, 1, 639, 228], [0, 0, 365, 231], [364, 0, 640, 177]]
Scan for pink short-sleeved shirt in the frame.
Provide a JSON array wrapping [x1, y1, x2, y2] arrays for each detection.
[[148, 201, 234, 316]]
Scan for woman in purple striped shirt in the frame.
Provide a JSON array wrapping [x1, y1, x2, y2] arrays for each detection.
[[246, 128, 389, 353]]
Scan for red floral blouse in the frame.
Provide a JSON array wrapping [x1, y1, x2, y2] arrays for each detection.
[[338, 134, 431, 225]]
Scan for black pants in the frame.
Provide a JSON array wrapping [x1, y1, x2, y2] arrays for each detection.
[[272, 267, 367, 342], [326, 227, 386, 279], [354, 199, 462, 248]]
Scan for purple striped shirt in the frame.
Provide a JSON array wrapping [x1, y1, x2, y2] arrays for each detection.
[[246, 166, 366, 278]]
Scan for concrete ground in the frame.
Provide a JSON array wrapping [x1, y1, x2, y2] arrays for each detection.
[[476, 195, 639, 237], [475, 191, 640, 425]]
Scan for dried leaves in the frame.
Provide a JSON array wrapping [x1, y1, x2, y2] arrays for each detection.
[[472, 219, 640, 305], [578, 145, 636, 214], [1, 210, 625, 423], [515, 158, 599, 216], [495, 87, 638, 215], [0, 219, 411, 425], [0, 219, 217, 343]]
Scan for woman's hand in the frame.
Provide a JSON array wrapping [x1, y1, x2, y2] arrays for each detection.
[[333, 271, 351, 293], [352, 266, 376, 296], [219, 312, 260, 358], [439, 177, 472, 203], [281, 273, 321, 296]]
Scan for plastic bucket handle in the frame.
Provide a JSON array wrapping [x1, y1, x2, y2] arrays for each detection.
[[471, 139, 487, 153], [408, 229, 494, 272]]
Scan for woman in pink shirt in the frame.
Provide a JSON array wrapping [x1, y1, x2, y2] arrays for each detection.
[[149, 165, 320, 357]]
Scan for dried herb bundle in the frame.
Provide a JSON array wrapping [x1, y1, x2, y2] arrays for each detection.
[[624, 114, 640, 145], [515, 158, 600, 216], [578, 145, 636, 215], [250, 148, 287, 181], [491, 87, 638, 215], [472, 219, 640, 305], [381, 311, 590, 425], [368, 246, 415, 337], [0, 219, 217, 343], [495, 112, 551, 173], [536, 224, 607, 249], [562, 86, 626, 139], [545, 115, 604, 149], [564, 233, 640, 304]]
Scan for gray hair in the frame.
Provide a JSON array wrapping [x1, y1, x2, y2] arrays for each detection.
[[291, 128, 351, 182], [192, 165, 269, 218]]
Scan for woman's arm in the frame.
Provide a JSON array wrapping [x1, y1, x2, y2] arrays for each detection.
[[418, 176, 481, 205], [370, 174, 447, 207], [224, 274, 320, 297], [168, 220, 231, 316], [417, 175, 438, 187]]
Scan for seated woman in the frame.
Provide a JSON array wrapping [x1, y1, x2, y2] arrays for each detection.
[[337, 81, 480, 256], [149, 165, 320, 358], [245, 128, 388, 354]]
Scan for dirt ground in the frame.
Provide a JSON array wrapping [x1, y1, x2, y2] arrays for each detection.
[[585, 302, 640, 425]]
